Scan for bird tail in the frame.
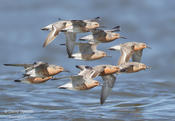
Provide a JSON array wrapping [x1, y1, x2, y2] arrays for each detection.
[[41, 27, 49, 31], [108, 45, 121, 51], [41, 24, 52, 31], [58, 87, 67, 89], [14, 80, 21, 82], [111, 26, 120, 32]]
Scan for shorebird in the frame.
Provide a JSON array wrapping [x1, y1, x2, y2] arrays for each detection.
[[75, 64, 150, 104], [93, 64, 120, 76], [57, 65, 106, 90], [91, 65, 119, 104], [73, 64, 119, 104], [71, 42, 107, 60], [93, 63, 150, 104], [4, 61, 68, 78], [53, 63, 150, 104], [14, 76, 52, 84], [109, 42, 151, 65], [41, 21, 68, 47], [118, 62, 151, 73], [79, 26, 127, 43], [41, 17, 101, 57]]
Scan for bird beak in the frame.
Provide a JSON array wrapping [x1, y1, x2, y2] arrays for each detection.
[[146, 66, 152, 70], [120, 36, 127, 39], [63, 69, 70, 73], [99, 83, 103, 86], [105, 55, 112, 58], [146, 46, 152, 49]]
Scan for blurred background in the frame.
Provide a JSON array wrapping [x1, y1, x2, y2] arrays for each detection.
[[0, 0, 175, 120]]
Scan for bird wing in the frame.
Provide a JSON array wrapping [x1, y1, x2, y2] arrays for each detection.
[[65, 32, 76, 58], [118, 46, 133, 65], [83, 70, 98, 79], [92, 65, 106, 78], [43, 25, 59, 47], [132, 50, 143, 62], [91, 42, 98, 51], [78, 67, 95, 79], [27, 61, 48, 71], [118, 63, 134, 73], [108, 45, 121, 51], [25, 62, 48, 77], [78, 43, 94, 55], [79, 34, 94, 41], [100, 74, 116, 105], [105, 26, 120, 32], [71, 75, 85, 87], [61, 25, 73, 32], [85, 17, 101, 22], [4, 64, 33, 69], [111, 25, 120, 32], [89, 69, 101, 79]]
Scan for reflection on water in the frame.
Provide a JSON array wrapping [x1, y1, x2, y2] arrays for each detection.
[[0, 0, 175, 120]]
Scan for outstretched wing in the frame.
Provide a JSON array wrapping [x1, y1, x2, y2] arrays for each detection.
[[78, 43, 94, 55], [71, 75, 85, 88], [132, 50, 143, 62], [43, 25, 59, 47], [92, 65, 106, 78], [4, 64, 33, 69], [25, 62, 48, 77], [65, 32, 76, 58], [118, 46, 133, 65], [105, 26, 120, 32], [100, 74, 116, 105], [79, 34, 94, 41]]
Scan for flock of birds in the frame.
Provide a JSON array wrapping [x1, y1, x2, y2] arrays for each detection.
[[4, 17, 151, 104]]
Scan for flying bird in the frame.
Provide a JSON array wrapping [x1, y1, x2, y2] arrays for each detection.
[[71, 42, 107, 60], [4, 61, 68, 83], [79, 26, 127, 43], [57, 65, 106, 90], [41, 17, 101, 57], [109, 42, 151, 65], [118, 62, 151, 73]]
